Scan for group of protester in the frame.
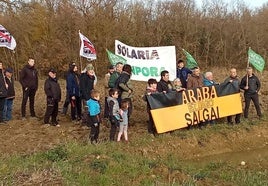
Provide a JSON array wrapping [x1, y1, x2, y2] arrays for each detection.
[[0, 58, 263, 144], [144, 60, 262, 135]]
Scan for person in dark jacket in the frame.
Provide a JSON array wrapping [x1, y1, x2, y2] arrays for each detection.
[[66, 63, 81, 122], [19, 58, 38, 120], [157, 70, 173, 93], [224, 68, 241, 124], [61, 62, 76, 115], [80, 64, 95, 103], [44, 68, 61, 126], [3, 67, 15, 121], [0, 62, 8, 124], [240, 67, 262, 119], [176, 59, 192, 88]]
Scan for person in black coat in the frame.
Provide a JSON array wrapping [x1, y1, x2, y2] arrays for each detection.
[[44, 68, 61, 126], [19, 58, 38, 120], [0, 61, 8, 124], [80, 64, 95, 103], [157, 70, 173, 93], [3, 67, 15, 121], [240, 67, 262, 119]]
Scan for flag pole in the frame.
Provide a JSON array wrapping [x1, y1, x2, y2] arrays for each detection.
[[246, 47, 250, 87], [78, 30, 83, 72]]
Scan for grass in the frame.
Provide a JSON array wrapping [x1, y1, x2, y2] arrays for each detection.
[[0, 119, 267, 185]]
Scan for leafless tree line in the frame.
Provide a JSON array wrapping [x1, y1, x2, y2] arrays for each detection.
[[0, 0, 267, 77]]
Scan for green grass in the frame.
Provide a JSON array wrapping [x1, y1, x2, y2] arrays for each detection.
[[0, 120, 267, 185]]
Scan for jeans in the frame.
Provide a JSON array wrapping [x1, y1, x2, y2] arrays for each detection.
[[3, 99, 13, 121]]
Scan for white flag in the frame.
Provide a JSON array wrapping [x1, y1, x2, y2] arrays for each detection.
[[0, 24, 16, 50], [79, 32, 96, 60]]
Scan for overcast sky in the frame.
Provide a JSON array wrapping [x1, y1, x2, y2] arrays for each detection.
[[195, 0, 268, 9]]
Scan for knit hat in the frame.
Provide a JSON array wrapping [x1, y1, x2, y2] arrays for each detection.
[[5, 67, 13, 73], [86, 63, 94, 71]]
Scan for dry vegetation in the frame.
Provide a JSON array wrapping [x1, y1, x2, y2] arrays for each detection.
[[0, 0, 268, 77]]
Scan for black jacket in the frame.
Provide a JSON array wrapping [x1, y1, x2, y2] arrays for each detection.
[[0, 70, 7, 98], [240, 74, 261, 95], [19, 64, 38, 90], [80, 72, 95, 100], [157, 79, 173, 93], [5, 76, 15, 99], [44, 76, 61, 102]]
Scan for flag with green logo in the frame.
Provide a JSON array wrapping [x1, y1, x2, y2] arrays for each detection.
[[248, 48, 265, 72], [182, 49, 198, 69], [106, 49, 127, 65]]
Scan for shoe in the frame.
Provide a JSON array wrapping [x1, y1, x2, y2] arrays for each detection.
[[21, 117, 26, 121], [228, 121, 234, 125], [0, 121, 7, 124], [235, 121, 240, 124], [55, 124, 60, 127]]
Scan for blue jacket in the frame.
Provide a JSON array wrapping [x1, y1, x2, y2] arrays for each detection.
[[67, 72, 80, 97], [87, 98, 101, 116], [176, 67, 192, 88]]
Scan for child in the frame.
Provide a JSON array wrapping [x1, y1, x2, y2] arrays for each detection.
[[87, 90, 101, 144], [44, 68, 61, 126], [173, 78, 185, 92], [143, 78, 158, 135], [117, 100, 129, 142], [107, 88, 121, 141], [3, 68, 15, 121]]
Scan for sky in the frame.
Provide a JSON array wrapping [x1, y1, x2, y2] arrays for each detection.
[[195, 0, 268, 9]]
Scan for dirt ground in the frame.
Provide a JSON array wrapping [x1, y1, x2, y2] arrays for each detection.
[[0, 69, 267, 162]]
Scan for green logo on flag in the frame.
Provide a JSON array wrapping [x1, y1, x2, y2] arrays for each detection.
[[106, 49, 127, 65], [248, 48, 265, 72], [182, 49, 198, 69]]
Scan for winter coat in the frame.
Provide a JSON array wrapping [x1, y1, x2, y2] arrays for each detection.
[[157, 79, 173, 93], [5, 76, 15, 99], [116, 71, 133, 99], [44, 76, 61, 102], [80, 72, 95, 100], [19, 64, 38, 90], [240, 74, 261, 95], [67, 72, 80, 97], [176, 67, 192, 88], [0, 70, 7, 98], [187, 74, 204, 89]]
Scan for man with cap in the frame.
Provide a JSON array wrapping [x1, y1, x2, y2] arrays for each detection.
[[44, 68, 61, 126], [176, 59, 192, 88], [3, 67, 15, 121], [19, 58, 38, 120]]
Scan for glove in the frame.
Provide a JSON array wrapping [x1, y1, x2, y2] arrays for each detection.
[[93, 123, 98, 127]]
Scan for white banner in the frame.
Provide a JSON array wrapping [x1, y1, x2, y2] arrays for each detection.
[[0, 24, 16, 50], [115, 40, 176, 81], [79, 32, 96, 60]]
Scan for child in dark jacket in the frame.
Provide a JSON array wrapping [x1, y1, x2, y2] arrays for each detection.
[[143, 78, 158, 135], [87, 90, 101, 144], [107, 88, 121, 141]]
